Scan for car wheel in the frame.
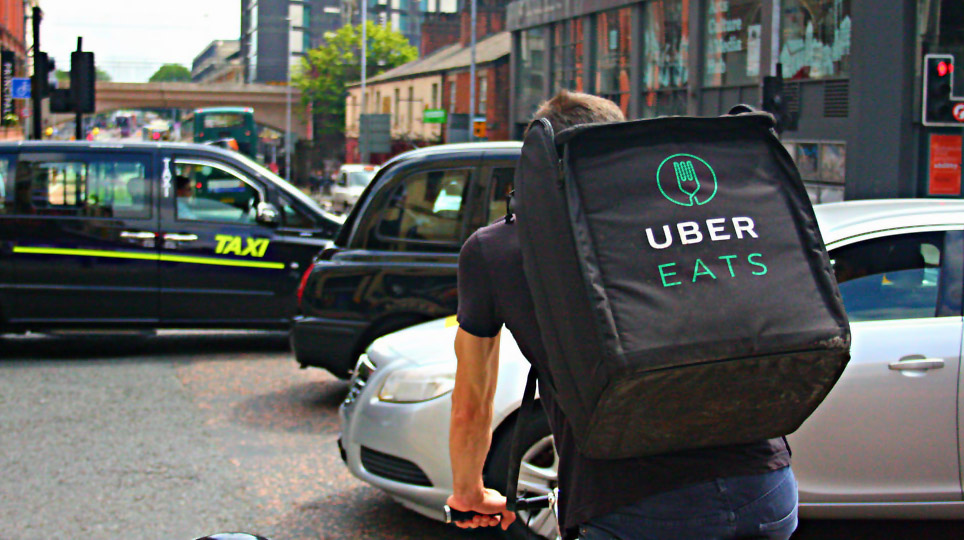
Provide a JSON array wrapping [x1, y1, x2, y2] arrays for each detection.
[[485, 410, 559, 540]]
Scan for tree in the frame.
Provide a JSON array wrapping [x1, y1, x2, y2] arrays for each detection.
[[56, 68, 112, 82], [294, 22, 417, 137], [148, 64, 191, 83]]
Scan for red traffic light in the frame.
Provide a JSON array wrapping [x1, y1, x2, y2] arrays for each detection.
[[937, 61, 953, 77]]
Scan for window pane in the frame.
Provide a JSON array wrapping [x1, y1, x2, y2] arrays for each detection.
[[377, 169, 469, 243], [595, 8, 632, 116], [282, 196, 316, 229], [487, 168, 515, 225], [704, 0, 763, 86], [13, 157, 149, 218], [831, 232, 944, 322], [643, 0, 689, 91], [0, 155, 14, 214], [517, 27, 547, 122], [175, 162, 260, 224], [780, 0, 851, 80], [552, 19, 584, 92]]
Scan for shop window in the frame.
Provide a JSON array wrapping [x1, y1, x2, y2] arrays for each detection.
[[595, 7, 632, 116], [517, 27, 547, 122], [780, 0, 851, 80], [478, 74, 487, 115], [704, 0, 763, 86], [642, 0, 689, 117], [552, 18, 584, 92]]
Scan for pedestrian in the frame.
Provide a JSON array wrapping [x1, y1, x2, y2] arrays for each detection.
[[446, 90, 797, 540]]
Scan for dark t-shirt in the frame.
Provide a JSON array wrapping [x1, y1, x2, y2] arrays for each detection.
[[457, 218, 790, 534]]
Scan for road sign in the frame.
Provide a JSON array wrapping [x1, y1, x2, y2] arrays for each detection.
[[423, 109, 447, 124], [11, 78, 30, 99], [954, 103, 964, 122]]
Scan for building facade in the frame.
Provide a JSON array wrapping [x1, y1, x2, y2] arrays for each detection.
[[242, 0, 344, 84], [341, 0, 461, 52], [0, 0, 29, 139], [191, 40, 243, 84], [508, 0, 964, 201]]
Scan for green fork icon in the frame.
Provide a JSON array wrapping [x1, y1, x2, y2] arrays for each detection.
[[674, 160, 701, 206]]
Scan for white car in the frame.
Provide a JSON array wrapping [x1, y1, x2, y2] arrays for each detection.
[[338, 199, 964, 539], [331, 164, 380, 213]]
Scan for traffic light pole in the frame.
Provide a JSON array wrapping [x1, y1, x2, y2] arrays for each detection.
[[30, 7, 41, 140], [75, 38, 83, 141]]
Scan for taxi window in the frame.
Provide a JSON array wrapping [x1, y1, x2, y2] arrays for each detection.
[[486, 168, 515, 225], [12, 156, 150, 218], [280, 195, 316, 229], [373, 168, 470, 248], [0, 154, 14, 213], [174, 161, 261, 224]]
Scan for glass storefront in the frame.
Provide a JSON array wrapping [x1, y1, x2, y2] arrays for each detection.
[[704, 0, 763, 86], [595, 7, 633, 116], [552, 18, 585, 92], [780, 0, 851, 80], [642, 0, 689, 116], [518, 27, 548, 122]]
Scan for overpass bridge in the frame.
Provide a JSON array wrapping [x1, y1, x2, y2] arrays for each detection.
[[59, 81, 307, 137]]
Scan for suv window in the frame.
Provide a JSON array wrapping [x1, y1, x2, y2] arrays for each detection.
[[487, 168, 515, 224], [12, 155, 150, 218], [174, 160, 262, 224], [831, 231, 944, 322], [280, 195, 316, 229], [374, 168, 471, 246]]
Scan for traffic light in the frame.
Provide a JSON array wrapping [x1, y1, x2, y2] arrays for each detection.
[[33, 51, 56, 98], [922, 54, 964, 126], [70, 50, 95, 113]]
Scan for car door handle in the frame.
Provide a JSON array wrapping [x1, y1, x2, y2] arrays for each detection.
[[120, 231, 156, 240], [163, 233, 198, 242], [888, 356, 945, 371]]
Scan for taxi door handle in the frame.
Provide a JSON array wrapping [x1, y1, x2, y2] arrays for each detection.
[[888, 356, 945, 371], [121, 231, 156, 240], [163, 233, 198, 242]]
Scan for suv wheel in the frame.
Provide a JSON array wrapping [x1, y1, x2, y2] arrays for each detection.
[[485, 410, 559, 540]]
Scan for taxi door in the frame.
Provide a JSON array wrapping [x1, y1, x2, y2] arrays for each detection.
[[157, 153, 299, 326]]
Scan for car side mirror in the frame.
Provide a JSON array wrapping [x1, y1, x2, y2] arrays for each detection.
[[256, 201, 280, 226]]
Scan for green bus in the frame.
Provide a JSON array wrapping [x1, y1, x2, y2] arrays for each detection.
[[191, 107, 258, 159]]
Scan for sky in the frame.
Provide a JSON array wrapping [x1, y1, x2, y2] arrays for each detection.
[[40, 0, 241, 82]]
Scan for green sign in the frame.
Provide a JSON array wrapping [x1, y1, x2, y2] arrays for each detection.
[[423, 109, 447, 124]]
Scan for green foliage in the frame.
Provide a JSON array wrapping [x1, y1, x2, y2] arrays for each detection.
[[148, 64, 191, 83], [294, 22, 418, 137]]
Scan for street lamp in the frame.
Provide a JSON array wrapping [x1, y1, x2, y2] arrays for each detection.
[[286, 15, 292, 184]]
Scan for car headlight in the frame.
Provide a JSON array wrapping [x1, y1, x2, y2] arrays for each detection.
[[377, 363, 456, 403]]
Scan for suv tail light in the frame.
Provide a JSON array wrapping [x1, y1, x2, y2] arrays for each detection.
[[297, 262, 316, 306]]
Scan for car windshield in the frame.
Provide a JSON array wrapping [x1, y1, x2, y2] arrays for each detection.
[[347, 170, 377, 188], [232, 152, 345, 224]]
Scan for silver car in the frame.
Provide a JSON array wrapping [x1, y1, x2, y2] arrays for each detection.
[[338, 199, 964, 538]]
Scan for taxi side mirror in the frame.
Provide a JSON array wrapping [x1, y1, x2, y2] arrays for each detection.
[[256, 201, 281, 226]]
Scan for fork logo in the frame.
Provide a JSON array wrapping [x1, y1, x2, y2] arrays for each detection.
[[657, 154, 718, 207]]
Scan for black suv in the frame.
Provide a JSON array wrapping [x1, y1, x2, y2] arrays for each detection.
[[292, 142, 521, 377], [0, 141, 342, 333]]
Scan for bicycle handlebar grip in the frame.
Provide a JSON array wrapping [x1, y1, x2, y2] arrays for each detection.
[[444, 495, 551, 524]]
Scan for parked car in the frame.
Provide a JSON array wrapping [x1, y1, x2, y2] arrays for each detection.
[[291, 142, 521, 377], [0, 141, 343, 334], [338, 199, 964, 539], [330, 164, 381, 213]]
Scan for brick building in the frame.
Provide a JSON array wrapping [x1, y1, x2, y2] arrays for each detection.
[[0, 0, 29, 139]]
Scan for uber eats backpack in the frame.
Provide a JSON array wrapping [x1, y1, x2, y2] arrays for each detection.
[[509, 110, 851, 466]]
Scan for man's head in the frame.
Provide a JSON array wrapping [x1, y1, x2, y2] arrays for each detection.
[[175, 175, 191, 197], [530, 90, 625, 134]]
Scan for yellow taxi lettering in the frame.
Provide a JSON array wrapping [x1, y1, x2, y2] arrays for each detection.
[[222, 236, 244, 255], [215, 235, 269, 258], [214, 234, 234, 254], [241, 237, 270, 258]]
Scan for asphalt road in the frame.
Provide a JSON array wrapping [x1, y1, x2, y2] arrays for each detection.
[[0, 332, 960, 540]]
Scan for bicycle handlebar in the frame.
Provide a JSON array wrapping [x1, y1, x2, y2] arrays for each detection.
[[443, 495, 552, 524]]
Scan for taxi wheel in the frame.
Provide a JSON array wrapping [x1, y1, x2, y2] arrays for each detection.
[[485, 410, 558, 540]]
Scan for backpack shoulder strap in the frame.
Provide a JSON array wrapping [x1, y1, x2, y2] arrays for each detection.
[[504, 366, 539, 512]]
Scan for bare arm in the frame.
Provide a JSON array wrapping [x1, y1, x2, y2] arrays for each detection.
[[446, 327, 515, 530]]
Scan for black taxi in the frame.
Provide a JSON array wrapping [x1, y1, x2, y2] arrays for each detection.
[[291, 142, 521, 377], [0, 141, 342, 333]]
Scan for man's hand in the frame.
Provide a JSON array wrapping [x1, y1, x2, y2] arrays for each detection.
[[446, 488, 516, 530]]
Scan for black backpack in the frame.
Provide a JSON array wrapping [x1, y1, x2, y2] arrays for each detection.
[[508, 110, 851, 467]]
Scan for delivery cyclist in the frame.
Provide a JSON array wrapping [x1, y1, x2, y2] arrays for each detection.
[[446, 90, 798, 540]]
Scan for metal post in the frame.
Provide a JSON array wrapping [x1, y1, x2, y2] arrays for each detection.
[[468, 0, 476, 142], [75, 37, 83, 141], [286, 16, 292, 184], [30, 6, 41, 140], [360, 0, 369, 163]]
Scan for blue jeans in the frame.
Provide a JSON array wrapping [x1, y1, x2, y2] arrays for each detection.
[[578, 467, 798, 540]]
